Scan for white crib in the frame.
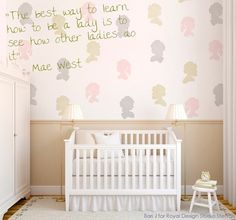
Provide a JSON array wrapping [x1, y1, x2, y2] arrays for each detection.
[[65, 128, 182, 212]]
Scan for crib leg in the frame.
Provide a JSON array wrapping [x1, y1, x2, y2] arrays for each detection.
[[65, 194, 70, 211], [177, 194, 181, 211]]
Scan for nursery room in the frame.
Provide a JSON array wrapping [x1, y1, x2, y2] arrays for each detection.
[[0, 0, 236, 219]]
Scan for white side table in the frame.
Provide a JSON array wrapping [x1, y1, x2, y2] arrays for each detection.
[[189, 185, 220, 216]]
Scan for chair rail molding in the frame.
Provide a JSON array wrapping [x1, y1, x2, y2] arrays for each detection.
[[223, 0, 236, 207]]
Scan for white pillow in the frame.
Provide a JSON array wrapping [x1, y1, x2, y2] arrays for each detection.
[[94, 132, 124, 158], [75, 130, 96, 158]]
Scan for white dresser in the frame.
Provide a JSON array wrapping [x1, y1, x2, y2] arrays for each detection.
[[0, 65, 30, 219]]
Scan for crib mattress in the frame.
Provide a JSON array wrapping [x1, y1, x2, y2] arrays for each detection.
[[72, 155, 174, 176]]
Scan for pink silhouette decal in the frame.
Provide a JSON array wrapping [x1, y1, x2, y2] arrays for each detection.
[[181, 17, 195, 37], [185, 97, 199, 118], [18, 40, 32, 60], [209, 40, 223, 60], [86, 83, 100, 103], [82, 2, 95, 22], [117, 59, 131, 80]]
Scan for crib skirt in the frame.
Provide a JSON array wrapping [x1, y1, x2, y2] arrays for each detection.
[[70, 195, 176, 211]]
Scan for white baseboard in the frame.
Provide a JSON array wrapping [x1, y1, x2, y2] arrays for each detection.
[[31, 186, 65, 195], [31, 185, 223, 196]]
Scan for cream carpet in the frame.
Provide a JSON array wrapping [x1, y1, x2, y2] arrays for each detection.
[[9, 196, 236, 220]]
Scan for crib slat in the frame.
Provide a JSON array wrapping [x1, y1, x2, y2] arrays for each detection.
[[111, 151, 115, 189], [130, 134, 133, 145], [76, 149, 80, 189], [132, 148, 135, 189], [146, 149, 150, 189], [153, 148, 157, 189], [160, 148, 164, 189], [139, 149, 143, 189], [141, 133, 145, 155], [160, 133, 163, 144], [148, 134, 151, 145], [167, 148, 171, 189], [124, 134, 127, 144], [97, 149, 101, 189], [83, 149, 87, 189], [118, 150, 122, 189], [135, 133, 138, 157], [142, 133, 145, 144], [125, 149, 129, 189], [90, 149, 93, 189], [174, 149, 177, 189], [104, 150, 108, 189]]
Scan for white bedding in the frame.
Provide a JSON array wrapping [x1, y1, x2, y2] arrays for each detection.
[[73, 155, 174, 176], [70, 195, 176, 211]]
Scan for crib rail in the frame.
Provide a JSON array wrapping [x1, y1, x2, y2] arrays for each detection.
[[65, 129, 182, 211]]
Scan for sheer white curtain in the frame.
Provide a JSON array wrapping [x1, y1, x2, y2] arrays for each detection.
[[223, 0, 236, 207]]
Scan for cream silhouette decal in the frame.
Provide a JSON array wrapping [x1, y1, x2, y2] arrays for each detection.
[[185, 97, 199, 118], [52, 15, 66, 35], [148, 4, 162, 26], [183, 61, 197, 83], [209, 40, 222, 60], [150, 40, 165, 63], [213, 83, 223, 106], [152, 84, 167, 106], [86, 41, 100, 63], [116, 15, 130, 38], [18, 2, 33, 25], [181, 17, 195, 37], [86, 83, 100, 103], [18, 40, 32, 60], [56, 58, 70, 81], [209, 2, 223, 26], [56, 96, 70, 118], [30, 84, 37, 105], [120, 96, 135, 119], [117, 59, 131, 80]]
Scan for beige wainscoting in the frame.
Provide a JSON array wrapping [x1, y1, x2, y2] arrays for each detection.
[[30, 120, 223, 194]]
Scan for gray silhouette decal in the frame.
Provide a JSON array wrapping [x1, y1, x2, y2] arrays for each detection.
[[30, 84, 37, 105], [18, 2, 33, 25], [151, 40, 165, 63], [213, 83, 223, 106], [57, 58, 70, 81], [209, 3, 223, 25], [120, 96, 135, 119], [116, 15, 130, 38]]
